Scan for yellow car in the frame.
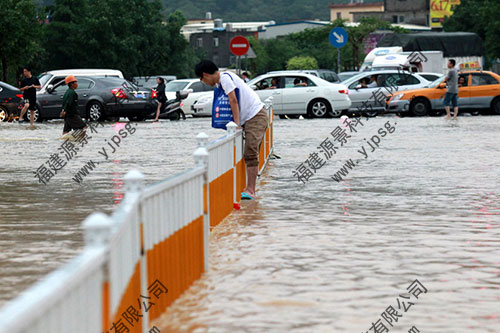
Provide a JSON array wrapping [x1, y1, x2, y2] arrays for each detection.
[[386, 70, 500, 116]]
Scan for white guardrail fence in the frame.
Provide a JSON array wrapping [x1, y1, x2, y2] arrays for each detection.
[[0, 99, 274, 333]]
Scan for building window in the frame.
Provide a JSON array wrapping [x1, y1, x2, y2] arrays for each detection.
[[213, 54, 219, 65], [213, 37, 219, 48], [337, 12, 341, 19], [399, 16, 405, 23], [196, 37, 203, 48], [392, 16, 398, 23]]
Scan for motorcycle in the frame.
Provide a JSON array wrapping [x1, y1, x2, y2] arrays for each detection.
[[154, 90, 188, 121]]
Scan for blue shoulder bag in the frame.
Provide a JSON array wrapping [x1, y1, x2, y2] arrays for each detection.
[[212, 73, 239, 130]]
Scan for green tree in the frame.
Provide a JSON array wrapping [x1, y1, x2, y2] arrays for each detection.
[[0, 0, 41, 83], [286, 56, 318, 70], [443, 0, 500, 63]]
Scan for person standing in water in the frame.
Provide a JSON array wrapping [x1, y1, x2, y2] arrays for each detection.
[[60, 75, 87, 136], [444, 59, 459, 119], [153, 77, 166, 122], [18, 67, 41, 127]]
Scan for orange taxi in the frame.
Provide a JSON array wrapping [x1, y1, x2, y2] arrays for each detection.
[[385, 70, 500, 116]]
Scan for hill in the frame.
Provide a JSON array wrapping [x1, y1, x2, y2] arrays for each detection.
[[161, 0, 333, 22]]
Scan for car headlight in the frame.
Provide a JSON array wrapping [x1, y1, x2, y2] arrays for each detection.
[[391, 93, 404, 101]]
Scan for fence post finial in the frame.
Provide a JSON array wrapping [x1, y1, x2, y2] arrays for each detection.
[[194, 147, 209, 167], [196, 132, 209, 148], [226, 121, 237, 134], [124, 169, 145, 194], [82, 212, 113, 247]]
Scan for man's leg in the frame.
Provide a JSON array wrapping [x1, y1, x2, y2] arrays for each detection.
[[444, 93, 451, 118], [19, 103, 29, 122], [242, 109, 268, 197], [245, 166, 259, 197], [29, 106, 35, 126], [452, 95, 459, 119], [444, 106, 451, 118]]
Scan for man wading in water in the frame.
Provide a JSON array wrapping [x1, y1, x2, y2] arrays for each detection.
[[195, 60, 268, 200], [60, 75, 87, 137]]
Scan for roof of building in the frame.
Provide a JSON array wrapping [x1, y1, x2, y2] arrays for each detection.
[[329, 1, 384, 9]]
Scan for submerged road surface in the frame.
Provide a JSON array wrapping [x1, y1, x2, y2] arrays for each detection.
[[154, 115, 500, 332]]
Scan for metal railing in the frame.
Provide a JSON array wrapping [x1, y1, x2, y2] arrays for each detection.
[[0, 99, 274, 333]]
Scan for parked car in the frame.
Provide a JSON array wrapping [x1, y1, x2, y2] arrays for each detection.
[[163, 79, 213, 116], [28, 76, 156, 122], [37, 69, 124, 95], [338, 71, 360, 82], [417, 72, 443, 82], [133, 75, 176, 89], [0, 81, 23, 122], [385, 70, 500, 116], [193, 73, 351, 118], [267, 69, 341, 83], [341, 70, 434, 116]]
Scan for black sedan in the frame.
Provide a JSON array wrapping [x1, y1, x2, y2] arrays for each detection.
[[0, 81, 23, 122], [32, 76, 157, 122]]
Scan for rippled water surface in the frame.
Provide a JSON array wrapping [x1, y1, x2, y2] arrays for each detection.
[[155, 115, 500, 332], [1, 115, 499, 332]]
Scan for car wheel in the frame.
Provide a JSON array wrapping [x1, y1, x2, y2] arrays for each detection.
[[0, 106, 9, 122], [410, 98, 430, 117], [470, 110, 480, 116], [308, 99, 330, 118], [327, 107, 342, 118], [491, 98, 500, 115], [127, 115, 145, 122], [364, 110, 378, 117], [87, 101, 104, 121], [169, 111, 181, 121], [26, 106, 42, 122], [279, 115, 287, 119]]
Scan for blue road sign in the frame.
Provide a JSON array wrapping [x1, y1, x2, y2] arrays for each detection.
[[329, 27, 348, 48]]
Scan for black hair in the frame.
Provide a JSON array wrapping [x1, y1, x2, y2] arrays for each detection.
[[449, 59, 456, 66], [157, 77, 165, 84], [242, 72, 249, 77], [195, 60, 218, 78], [293, 78, 300, 85], [24, 66, 32, 72]]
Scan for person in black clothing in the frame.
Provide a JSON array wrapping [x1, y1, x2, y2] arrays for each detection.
[[153, 77, 166, 122], [19, 67, 41, 126]]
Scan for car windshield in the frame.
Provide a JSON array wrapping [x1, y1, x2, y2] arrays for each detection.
[[427, 75, 446, 88], [0, 81, 20, 90], [38, 74, 52, 88], [165, 81, 189, 92]]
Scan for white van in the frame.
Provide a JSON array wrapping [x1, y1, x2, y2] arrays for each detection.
[[37, 69, 124, 94]]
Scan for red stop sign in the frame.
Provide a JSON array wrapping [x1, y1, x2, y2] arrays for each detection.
[[229, 36, 250, 56]]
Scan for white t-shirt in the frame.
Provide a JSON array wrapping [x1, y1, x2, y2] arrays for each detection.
[[219, 72, 264, 126]]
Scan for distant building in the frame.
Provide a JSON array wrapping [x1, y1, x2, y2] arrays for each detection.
[[258, 21, 330, 40], [183, 18, 271, 68], [329, 0, 384, 22], [351, 0, 430, 26]]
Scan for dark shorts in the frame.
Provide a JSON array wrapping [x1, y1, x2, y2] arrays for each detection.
[[443, 92, 458, 108], [64, 114, 87, 133], [24, 98, 36, 110], [242, 108, 269, 167]]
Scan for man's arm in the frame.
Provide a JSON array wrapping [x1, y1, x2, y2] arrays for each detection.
[[227, 90, 240, 126]]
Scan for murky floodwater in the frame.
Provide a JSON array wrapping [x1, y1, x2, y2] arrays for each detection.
[[0, 118, 221, 307], [154, 115, 500, 332], [1, 115, 499, 332]]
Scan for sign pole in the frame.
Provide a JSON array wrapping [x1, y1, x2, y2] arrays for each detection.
[[337, 49, 341, 73]]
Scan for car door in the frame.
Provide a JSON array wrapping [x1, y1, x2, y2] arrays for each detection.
[[469, 73, 500, 109], [253, 76, 283, 113], [39, 80, 68, 119], [184, 81, 211, 113], [281, 76, 318, 114], [347, 75, 380, 111], [76, 78, 94, 117]]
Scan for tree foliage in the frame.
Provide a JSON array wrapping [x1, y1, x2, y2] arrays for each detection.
[[287, 56, 318, 70], [443, 0, 500, 62], [0, 0, 41, 82]]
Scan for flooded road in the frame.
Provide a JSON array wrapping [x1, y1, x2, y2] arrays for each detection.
[[1, 115, 499, 332], [154, 115, 500, 332], [0, 118, 221, 307]]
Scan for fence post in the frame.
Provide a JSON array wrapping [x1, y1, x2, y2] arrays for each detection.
[[82, 212, 113, 333], [194, 142, 210, 271], [226, 121, 238, 206]]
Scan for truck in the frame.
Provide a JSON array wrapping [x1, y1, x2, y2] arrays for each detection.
[[361, 32, 484, 74]]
